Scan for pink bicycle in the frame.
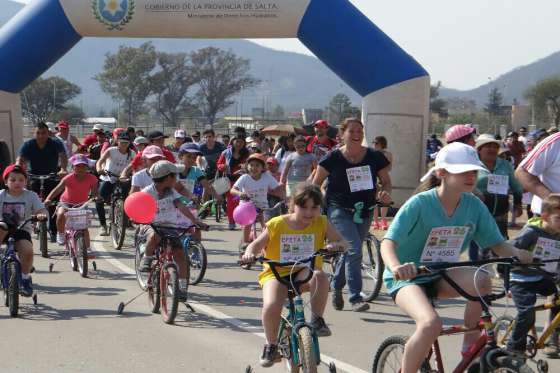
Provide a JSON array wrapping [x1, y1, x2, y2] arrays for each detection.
[[63, 199, 97, 278]]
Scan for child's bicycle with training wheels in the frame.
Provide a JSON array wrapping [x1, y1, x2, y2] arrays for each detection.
[[63, 199, 96, 278], [241, 249, 341, 373], [181, 224, 210, 285], [28, 172, 59, 258], [238, 200, 286, 270], [373, 258, 534, 373], [130, 224, 196, 324], [0, 215, 43, 316], [493, 259, 560, 373]]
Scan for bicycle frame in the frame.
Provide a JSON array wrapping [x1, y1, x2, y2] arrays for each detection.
[[1, 239, 22, 293]]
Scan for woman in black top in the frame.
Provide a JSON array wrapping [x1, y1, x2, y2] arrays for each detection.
[[313, 118, 392, 312]]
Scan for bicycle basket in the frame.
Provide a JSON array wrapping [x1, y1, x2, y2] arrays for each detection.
[[65, 210, 90, 231]]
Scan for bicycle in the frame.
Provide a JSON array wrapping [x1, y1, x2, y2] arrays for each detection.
[[181, 224, 209, 285], [241, 250, 340, 373], [100, 171, 131, 250], [0, 215, 41, 317], [372, 258, 533, 373], [28, 173, 59, 258], [493, 259, 560, 373], [63, 199, 96, 278], [134, 224, 192, 325]]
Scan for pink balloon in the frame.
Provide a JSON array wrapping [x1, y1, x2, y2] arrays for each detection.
[[233, 201, 257, 226], [124, 192, 157, 224]]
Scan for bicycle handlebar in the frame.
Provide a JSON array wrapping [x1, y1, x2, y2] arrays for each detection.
[[0, 215, 44, 232]]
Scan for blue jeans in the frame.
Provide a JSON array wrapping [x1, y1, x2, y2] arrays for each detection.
[[327, 206, 372, 304]]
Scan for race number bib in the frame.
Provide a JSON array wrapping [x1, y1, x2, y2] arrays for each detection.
[[346, 166, 374, 193], [533, 237, 560, 273], [487, 174, 509, 195], [154, 197, 177, 224], [280, 234, 315, 263], [421, 226, 469, 263]]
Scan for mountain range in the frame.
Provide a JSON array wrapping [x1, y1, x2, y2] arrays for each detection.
[[2, 1, 560, 115]]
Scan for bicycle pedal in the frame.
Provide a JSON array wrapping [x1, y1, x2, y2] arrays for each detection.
[[185, 303, 196, 312]]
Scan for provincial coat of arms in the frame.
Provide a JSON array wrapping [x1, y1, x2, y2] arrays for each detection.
[[92, 0, 135, 31]]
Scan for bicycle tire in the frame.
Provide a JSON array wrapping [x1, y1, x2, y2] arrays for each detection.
[[6, 261, 19, 317], [279, 323, 298, 372], [372, 335, 432, 373], [494, 315, 514, 348], [297, 326, 318, 373], [187, 241, 207, 285], [68, 239, 78, 272], [38, 221, 48, 258], [111, 198, 127, 250], [148, 267, 161, 314], [361, 235, 384, 302], [492, 355, 534, 372], [134, 230, 148, 291], [76, 235, 88, 278], [160, 265, 179, 324]]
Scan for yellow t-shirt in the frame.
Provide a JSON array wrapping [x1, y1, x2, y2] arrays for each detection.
[[258, 215, 327, 286]]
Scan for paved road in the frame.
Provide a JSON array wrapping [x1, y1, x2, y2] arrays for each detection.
[[2, 216, 559, 372]]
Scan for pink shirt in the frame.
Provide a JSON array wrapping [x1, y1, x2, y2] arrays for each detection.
[[60, 173, 98, 204]]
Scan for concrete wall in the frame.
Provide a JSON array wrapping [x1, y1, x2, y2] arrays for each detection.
[[0, 90, 23, 162], [362, 76, 430, 206]]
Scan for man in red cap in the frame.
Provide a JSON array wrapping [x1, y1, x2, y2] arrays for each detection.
[[56, 120, 81, 157], [306, 119, 337, 160]]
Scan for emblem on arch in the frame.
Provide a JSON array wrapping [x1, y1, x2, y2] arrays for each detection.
[[92, 0, 136, 31]]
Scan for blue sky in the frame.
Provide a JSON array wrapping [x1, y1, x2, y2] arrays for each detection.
[[5, 0, 560, 90]]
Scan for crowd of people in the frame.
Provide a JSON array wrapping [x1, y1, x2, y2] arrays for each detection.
[[4, 116, 560, 371]]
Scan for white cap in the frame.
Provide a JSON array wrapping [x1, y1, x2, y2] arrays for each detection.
[[420, 142, 486, 182], [149, 160, 179, 179], [133, 136, 149, 145], [174, 129, 186, 138], [45, 122, 56, 132], [93, 123, 104, 131], [475, 133, 501, 150]]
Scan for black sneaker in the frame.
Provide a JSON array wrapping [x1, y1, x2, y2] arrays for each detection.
[[351, 301, 370, 312], [311, 317, 332, 337], [332, 289, 344, 311], [260, 344, 280, 367], [138, 256, 153, 273], [49, 232, 56, 243], [20, 277, 33, 297]]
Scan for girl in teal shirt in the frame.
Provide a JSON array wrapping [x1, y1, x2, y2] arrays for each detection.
[[380, 142, 532, 373]]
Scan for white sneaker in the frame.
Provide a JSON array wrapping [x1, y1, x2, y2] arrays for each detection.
[[56, 232, 65, 245]]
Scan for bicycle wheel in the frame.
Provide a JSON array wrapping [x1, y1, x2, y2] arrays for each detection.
[[372, 335, 433, 373], [187, 241, 207, 285], [6, 261, 19, 317], [111, 198, 127, 250], [279, 323, 298, 373], [76, 235, 88, 278], [492, 355, 534, 372], [68, 240, 78, 272], [38, 220, 48, 258], [296, 326, 318, 373], [361, 235, 384, 302], [494, 315, 514, 348], [134, 231, 148, 291], [160, 265, 179, 324], [148, 267, 161, 314]]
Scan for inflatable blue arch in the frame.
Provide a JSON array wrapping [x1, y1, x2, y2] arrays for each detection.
[[0, 0, 430, 203]]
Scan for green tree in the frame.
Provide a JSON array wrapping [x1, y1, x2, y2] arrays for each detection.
[[328, 93, 360, 125], [151, 52, 199, 128], [95, 42, 157, 126], [485, 87, 504, 116], [51, 104, 85, 123], [525, 77, 560, 126], [21, 76, 81, 123], [190, 47, 260, 125], [430, 81, 447, 115]]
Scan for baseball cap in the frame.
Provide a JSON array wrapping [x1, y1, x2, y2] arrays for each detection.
[[445, 125, 476, 143], [475, 134, 501, 150], [133, 136, 149, 145], [113, 127, 126, 139], [247, 153, 267, 166], [58, 120, 69, 129], [92, 123, 104, 132], [117, 132, 131, 142], [179, 143, 201, 154], [420, 142, 486, 182], [46, 122, 57, 132], [314, 120, 329, 129], [174, 129, 186, 138], [142, 145, 164, 159], [70, 154, 90, 166], [149, 160, 178, 179], [2, 164, 27, 182], [148, 130, 168, 140]]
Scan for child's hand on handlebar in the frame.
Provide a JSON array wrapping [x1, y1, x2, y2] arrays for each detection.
[[240, 251, 256, 264], [35, 213, 48, 221], [325, 241, 348, 253], [392, 262, 417, 281], [515, 249, 533, 264], [240, 193, 250, 201]]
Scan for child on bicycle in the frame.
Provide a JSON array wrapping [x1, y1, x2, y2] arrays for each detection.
[[380, 143, 532, 373], [231, 154, 284, 243], [507, 194, 560, 357], [137, 160, 205, 300], [241, 183, 348, 367], [45, 154, 99, 248], [0, 165, 47, 296]]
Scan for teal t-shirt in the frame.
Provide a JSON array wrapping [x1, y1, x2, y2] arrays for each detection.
[[382, 189, 504, 294], [178, 166, 206, 194]]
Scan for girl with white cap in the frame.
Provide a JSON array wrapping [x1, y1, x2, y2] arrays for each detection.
[[380, 142, 532, 373]]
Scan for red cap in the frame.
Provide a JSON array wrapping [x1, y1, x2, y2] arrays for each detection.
[[112, 127, 126, 139], [445, 125, 476, 143], [57, 120, 69, 129], [314, 119, 329, 129], [2, 164, 27, 182]]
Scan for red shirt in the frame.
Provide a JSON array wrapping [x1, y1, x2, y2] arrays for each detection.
[[60, 173, 98, 204], [130, 147, 176, 170], [306, 136, 337, 158]]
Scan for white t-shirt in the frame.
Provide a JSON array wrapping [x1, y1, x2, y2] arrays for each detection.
[[0, 189, 45, 234], [233, 172, 279, 210], [275, 148, 294, 174], [519, 132, 560, 214], [101, 147, 136, 182], [131, 169, 153, 190], [141, 184, 182, 226]]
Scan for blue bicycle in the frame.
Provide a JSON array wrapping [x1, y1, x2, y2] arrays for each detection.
[[0, 215, 41, 317]]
